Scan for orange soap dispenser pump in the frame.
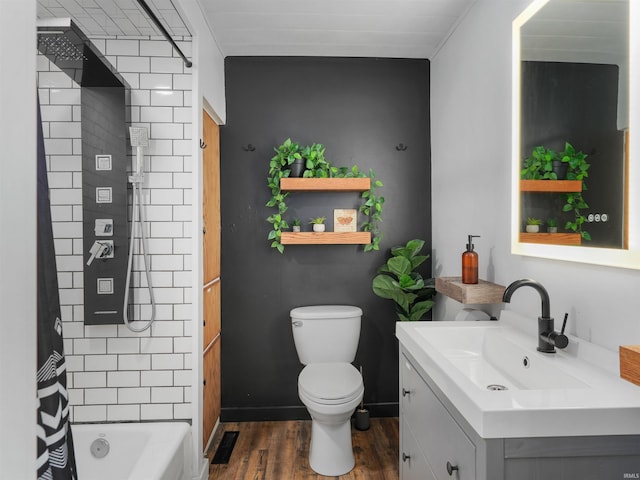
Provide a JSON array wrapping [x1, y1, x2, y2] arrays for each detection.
[[462, 235, 480, 284]]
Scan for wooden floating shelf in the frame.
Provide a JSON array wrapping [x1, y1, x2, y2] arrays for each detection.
[[280, 232, 371, 245], [520, 179, 582, 192], [280, 177, 371, 192], [620, 345, 640, 387], [435, 277, 506, 304], [519, 232, 582, 245]]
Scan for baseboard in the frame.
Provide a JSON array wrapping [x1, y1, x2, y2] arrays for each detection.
[[221, 402, 398, 422], [221, 405, 309, 422]]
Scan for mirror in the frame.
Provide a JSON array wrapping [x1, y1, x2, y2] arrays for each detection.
[[512, 0, 640, 268]]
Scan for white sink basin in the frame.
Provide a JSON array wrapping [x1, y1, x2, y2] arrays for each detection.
[[415, 324, 587, 391], [396, 311, 640, 438]]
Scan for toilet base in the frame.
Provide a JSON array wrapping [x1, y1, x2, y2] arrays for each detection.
[[308, 418, 355, 476]]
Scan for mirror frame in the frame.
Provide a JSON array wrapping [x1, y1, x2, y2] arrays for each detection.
[[511, 0, 640, 269]]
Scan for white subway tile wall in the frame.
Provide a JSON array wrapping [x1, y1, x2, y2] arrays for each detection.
[[37, 36, 192, 423]]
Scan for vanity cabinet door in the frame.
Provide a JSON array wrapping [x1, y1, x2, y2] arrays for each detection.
[[401, 354, 476, 480], [401, 419, 437, 480]]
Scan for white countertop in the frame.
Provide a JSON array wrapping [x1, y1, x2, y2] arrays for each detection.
[[396, 311, 640, 438]]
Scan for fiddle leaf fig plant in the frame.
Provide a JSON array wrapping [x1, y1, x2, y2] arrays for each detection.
[[372, 239, 435, 321], [266, 139, 384, 253]]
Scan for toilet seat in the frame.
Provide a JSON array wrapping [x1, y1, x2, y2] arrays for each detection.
[[298, 363, 363, 405]]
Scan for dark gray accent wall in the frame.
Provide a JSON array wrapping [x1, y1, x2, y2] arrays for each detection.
[[220, 57, 431, 421]]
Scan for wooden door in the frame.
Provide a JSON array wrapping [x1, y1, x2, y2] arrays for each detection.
[[202, 109, 221, 449], [203, 110, 220, 284]]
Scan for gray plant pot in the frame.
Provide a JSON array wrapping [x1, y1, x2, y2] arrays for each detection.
[[290, 159, 305, 177]]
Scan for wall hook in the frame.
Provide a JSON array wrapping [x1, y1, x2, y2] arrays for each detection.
[[242, 144, 256, 152], [199, 139, 207, 149], [395, 143, 408, 151]]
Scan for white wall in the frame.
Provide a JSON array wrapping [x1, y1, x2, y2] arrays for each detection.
[[431, 0, 640, 352], [0, 0, 37, 477], [38, 36, 195, 424]]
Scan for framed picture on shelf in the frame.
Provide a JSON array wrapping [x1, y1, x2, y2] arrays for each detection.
[[334, 209, 357, 232]]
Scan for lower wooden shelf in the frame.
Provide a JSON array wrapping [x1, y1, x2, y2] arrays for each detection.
[[519, 232, 581, 245], [280, 231, 371, 245]]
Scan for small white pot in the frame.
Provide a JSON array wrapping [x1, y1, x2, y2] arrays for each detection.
[[526, 225, 540, 233], [312, 224, 325, 232], [292, 225, 301, 233], [547, 226, 557, 233]]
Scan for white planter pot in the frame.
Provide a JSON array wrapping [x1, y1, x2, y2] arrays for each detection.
[[313, 224, 325, 232], [526, 225, 540, 233], [547, 226, 557, 233], [292, 226, 301, 233]]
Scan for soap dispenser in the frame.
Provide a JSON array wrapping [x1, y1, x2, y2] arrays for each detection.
[[462, 235, 480, 284]]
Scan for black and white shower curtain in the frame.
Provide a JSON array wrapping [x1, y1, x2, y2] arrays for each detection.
[[36, 99, 77, 480]]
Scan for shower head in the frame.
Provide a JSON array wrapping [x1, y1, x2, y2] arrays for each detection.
[[37, 18, 127, 88], [129, 127, 149, 148]]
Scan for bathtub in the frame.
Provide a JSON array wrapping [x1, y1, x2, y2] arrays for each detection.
[[72, 422, 191, 480]]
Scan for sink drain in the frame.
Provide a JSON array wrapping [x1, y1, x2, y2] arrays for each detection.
[[487, 384, 508, 391]]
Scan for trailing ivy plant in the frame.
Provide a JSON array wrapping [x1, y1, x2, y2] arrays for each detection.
[[372, 239, 435, 321], [521, 146, 559, 180], [266, 139, 384, 253], [266, 138, 300, 253], [560, 142, 591, 240], [360, 169, 384, 252]]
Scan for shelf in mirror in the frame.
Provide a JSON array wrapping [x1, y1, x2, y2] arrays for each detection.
[[520, 180, 582, 192], [519, 232, 581, 245]]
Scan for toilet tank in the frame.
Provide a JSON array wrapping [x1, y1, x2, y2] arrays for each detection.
[[291, 305, 362, 364]]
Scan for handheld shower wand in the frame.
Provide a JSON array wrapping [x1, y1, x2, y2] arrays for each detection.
[[123, 127, 156, 332]]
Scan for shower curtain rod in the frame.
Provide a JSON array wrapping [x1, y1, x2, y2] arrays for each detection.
[[135, 0, 192, 68]]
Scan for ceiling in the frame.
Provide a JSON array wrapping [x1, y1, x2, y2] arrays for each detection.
[[37, 0, 191, 37], [36, 0, 478, 59], [520, 0, 628, 65]]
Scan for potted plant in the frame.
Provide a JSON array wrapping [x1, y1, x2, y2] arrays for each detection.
[[372, 239, 435, 321], [309, 216, 326, 232], [301, 143, 330, 178], [521, 146, 559, 180], [273, 138, 304, 177], [291, 218, 301, 233], [546, 218, 558, 233], [526, 217, 542, 233]]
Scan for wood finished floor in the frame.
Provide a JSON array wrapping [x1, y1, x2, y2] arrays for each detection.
[[207, 418, 399, 480]]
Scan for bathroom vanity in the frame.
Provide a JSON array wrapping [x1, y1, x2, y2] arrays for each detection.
[[397, 314, 640, 480]]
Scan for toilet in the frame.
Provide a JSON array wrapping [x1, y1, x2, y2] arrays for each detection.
[[290, 305, 364, 476]]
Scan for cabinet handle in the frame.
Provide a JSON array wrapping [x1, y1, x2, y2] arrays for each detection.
[[402, 453, 410, 462], [446, 461, 459, 475], [402, 388, 411, 397]]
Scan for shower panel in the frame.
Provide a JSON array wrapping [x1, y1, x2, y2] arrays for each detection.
[[38, 18, 131, 325]]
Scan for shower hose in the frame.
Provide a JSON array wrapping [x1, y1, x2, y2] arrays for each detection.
[[123, 180, 156, 332]]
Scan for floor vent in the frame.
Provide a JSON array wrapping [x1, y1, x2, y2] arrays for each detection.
[[211, 431, 239, 464]]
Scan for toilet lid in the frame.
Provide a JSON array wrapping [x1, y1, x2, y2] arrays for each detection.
[[298, 363, 363, 404]]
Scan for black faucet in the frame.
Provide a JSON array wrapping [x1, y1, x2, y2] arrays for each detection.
[[502, 279, 568, 353]]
